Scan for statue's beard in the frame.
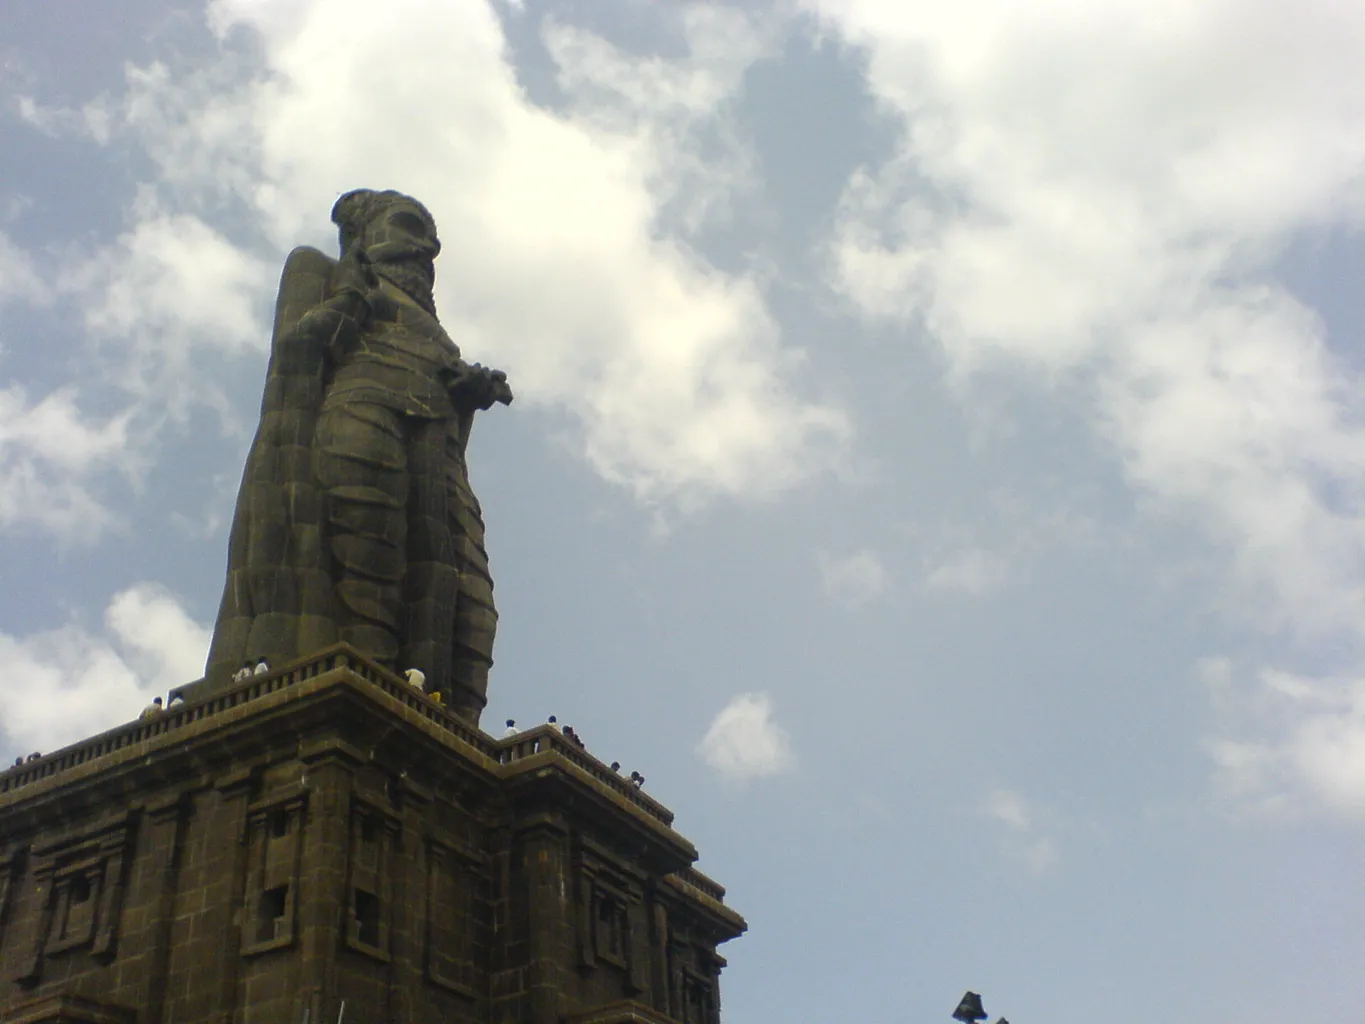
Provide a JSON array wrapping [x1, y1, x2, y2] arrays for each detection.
[[372, 257, 436, 317]]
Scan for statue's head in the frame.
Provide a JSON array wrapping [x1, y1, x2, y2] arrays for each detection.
[[331, 189, 441, 264], [332, 189, 441, 312]]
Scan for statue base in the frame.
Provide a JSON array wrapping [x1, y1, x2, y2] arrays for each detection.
[[0, 646, 743, 1024]]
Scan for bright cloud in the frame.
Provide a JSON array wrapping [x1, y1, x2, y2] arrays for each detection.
[[803, 0, 1365, 817], [1202, 660, 1365, 821], [983, 787, 1060, 873], [0, 584, 210, 757], [923, 545, 1009, 596], [75, 203, 274, 403], [20, 0, 847, 507], [818, 548, 889, 607], [0, 386, 132, 541], [0, 230, 47, 307], [697, 692, 796, 782]]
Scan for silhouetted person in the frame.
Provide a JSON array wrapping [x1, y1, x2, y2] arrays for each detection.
[[503, 719, 518, 737], [253, 658, 269, 676], [140, 696, 164, 720]]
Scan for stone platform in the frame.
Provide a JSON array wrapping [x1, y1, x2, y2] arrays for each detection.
[[0, 646, 743, 1024]]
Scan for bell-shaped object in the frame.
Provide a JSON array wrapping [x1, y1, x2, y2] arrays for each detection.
[[952, 992, 987, 1023]]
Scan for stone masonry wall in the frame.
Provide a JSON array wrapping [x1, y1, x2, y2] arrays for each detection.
[[0, 649, 743, 1024]]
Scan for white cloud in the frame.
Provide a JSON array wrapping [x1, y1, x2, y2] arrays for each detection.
[[24, 0, 847, 507], [105, 584, 214, 687], [1201, 660, 1365, 821], [0, 230, 47, 307], [697, 692, 796, 782], [0, 584, 210, 758], [912, 490, 1105, 598], [805, 0, 1365, 629], [982, 787, 1060, 873], [923, 545, 1008, 596], [544, 5, 772, 239], [15, 94, 115, 144], [0, 386, 132, 541], [818, 548, 889, 607], [803, 1, 1365, 820], [75, 200, 275, 396]]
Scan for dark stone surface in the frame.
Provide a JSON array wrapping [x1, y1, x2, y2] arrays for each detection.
[[206, 190, 513, 725], [0, 647, 744, 1024]]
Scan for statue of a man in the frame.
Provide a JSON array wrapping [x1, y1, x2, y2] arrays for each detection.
[[205, 189, 511, 724]]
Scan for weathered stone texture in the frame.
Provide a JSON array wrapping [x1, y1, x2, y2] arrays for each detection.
[[0, 648, 742, 1024], [206, 190, 514, 725]]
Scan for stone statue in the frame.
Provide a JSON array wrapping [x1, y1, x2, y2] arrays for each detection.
[[205, 189, 511, 724]]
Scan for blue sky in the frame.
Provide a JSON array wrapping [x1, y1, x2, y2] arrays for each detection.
[[2, 1, 1363, 1021]]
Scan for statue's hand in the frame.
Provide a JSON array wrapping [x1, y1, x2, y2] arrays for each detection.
[[332, 247, 381, 309], [447, 363, 513, 412]]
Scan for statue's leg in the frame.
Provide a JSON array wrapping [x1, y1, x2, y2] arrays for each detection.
[[400, 415, 460, 701], [445, 420, 497, 725], [313, 402, 409, 668]]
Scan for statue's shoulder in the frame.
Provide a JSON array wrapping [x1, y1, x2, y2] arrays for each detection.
[[272, 246, 339, 337], [279, 245, 338, 289]]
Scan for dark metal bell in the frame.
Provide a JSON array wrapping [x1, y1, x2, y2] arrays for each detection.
[[952, 992, 987, 1023]]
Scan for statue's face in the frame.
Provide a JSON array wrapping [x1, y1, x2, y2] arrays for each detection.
[[364, 199, 441, 264]]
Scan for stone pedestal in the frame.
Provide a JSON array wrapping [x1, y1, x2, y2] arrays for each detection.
[[0, 647, 743, 1024]]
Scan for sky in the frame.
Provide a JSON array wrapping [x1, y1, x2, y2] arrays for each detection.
[[1, 0, 1363, 1021]]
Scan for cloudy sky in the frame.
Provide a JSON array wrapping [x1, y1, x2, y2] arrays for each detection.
[[2, 0, 1363, 1020]]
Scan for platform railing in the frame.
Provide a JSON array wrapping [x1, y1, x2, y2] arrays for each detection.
[[676, 866, 727, 903], [0, 647, 364, 795], [497, 725, 675, 827], [0, 648, 675, 831]]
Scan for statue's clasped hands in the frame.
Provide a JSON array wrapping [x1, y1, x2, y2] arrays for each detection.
[[446, 363, 513, 412]]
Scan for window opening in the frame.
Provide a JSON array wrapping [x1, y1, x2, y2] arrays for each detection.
[[257, 885, 288, 942], [354, 888, 380, 946]]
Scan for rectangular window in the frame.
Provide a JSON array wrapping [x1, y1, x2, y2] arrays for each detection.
[[594, 890, 628, 967], [353, 888, 380, 947], [257, 885, 288, 943]]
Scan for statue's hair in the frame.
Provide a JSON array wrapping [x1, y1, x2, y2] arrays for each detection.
[[330, 189, 436, 254]]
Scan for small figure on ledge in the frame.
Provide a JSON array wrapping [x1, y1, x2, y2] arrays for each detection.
[[503, 718, 518, 737], [404, 667, 426, 689], [629, 771, 645, 789], [234, 661, 253, 682], [253, 658, 269, 676], [140, 696, 164, 720], [610, 761, 620, 773], [547, 715, 561, 732]]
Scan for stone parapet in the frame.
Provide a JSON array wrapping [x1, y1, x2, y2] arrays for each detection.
[[0, 645, 742, 1024]]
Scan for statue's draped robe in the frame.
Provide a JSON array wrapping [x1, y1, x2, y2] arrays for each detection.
[[206, 246, 496, 720]]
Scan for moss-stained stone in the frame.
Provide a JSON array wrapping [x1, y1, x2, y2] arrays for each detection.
[[0, 647, 744, 1024], [205, 190, 513, 727]]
